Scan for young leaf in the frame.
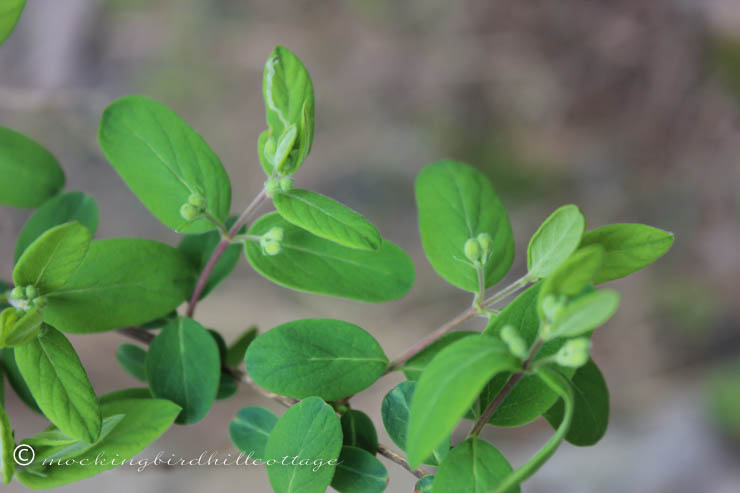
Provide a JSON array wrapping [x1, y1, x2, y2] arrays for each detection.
[[273, 189, 381, 250], [406, 335, 520, 467], [14, 325, 101, 443], [245, 212, 413, 302], [0, 125, 65, 208], [538, 245, 604, 308], [415, 476, 434, 493], [0, 400, 13, 484], [98, 95, 231, 234], [527, 204, 586, 279], [0, 0, 25, 45], [402, 331, 477, 381], [115, 343, 147, 381], [230, 406, 278, 458], [264, 397, 342, 493], [146, 317, 220, 424], [14, 192, 99, 262], [341, 410, 378, 455], [544, 359, 609, 446], [580, 223, 675, 283], [13, 222, 91, 293], [225, 326, 257, 367], [0, 348, 40, 413], [331, 446, 389, 493], [415, 160, 515, 292], [246, 318, 387, 401], [44, 238, 196, 333], [549, 290, 620, 340], [15, 396, 180, 489], [432, 437, 518, 493]]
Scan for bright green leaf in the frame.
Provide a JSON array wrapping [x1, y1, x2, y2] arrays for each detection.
[[15, 325, 101, 442], [246, 318, 387, 401], [115, 343, 147, 381], [341, 410, 378, 455], [527, 204, 585, 278], [245, 212, 413, 302], [402, 331, 477, 381], [331, 446, 388, 493], [146, 317, 220, 424], [415, 160, 515, 291], [0, 125, 65, 208], [433, 437, 518, 493], [0, 0, 25, 45], [549, 290, 620, 340], [225, 326, 257, 367], [0, 399, 13, 484], [230, 406, 278, 458], [538, 245, 604, 310], [98, 95, 231, 234]]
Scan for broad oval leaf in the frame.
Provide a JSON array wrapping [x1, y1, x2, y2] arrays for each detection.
[[549, 289, 620, 340], [527, 204, 585, 278], [331, 446, 388, 493], [16, 396, 180, 489], [544, 359, 609, 446], [0, 400, 13, 484], [0, 0, 25, 45], [0, 125, 65, 208], [98, 95, 231, 233], [115, 343, 147, 381], [274, 189, 381, 250], [341, 410, 378, 454], [15, 192, 99, 262], [230, 406, 278, 458], [415, 160, 515, 291], [146, 317, 220, 424], [433, 437, 518, 493], [44, 238, 196, 333], [13, 222, 91, 293], [264, 397, 342, 493], [406, 335, 520, 467], [14, 325, 101, 442], [580, 223, 674, 283], [402, 331, 477, 381], [245, 212, 413, 302], [246, 318, 387, 401]]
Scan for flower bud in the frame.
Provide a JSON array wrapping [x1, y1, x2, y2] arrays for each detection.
[[540, 294, 566, 322], [261, 240, 282, 256], [477, 232, 493, 262], [264, 178, 281, 197], [554, 338, 591, 368], [265, 227, 284, 242], [10, 286, 25, 300], [180, 203, 201, 222], [279, 176, 294, 192], [25, 285, 38, 300], [464, 238, 481, 264], [187, 193, 207, 209], [500, 324, 529, 359]]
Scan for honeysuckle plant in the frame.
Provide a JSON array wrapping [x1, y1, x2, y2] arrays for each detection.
[[0, 9, 674, 493]]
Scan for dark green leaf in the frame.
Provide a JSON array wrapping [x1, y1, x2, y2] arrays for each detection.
[[0, 348, 40, 413], [44, 238, 196, 333], [216, 372, 238, 400], [274, 189, 381, 250], [115, 343, 147, 381], [245, 212, 413, 302], [246, 318, 387, 401], [580, 223, 674, 283], [230, 406, 278, 458], [98, 95, 231, 233], [146, 317, 220, 424], [415, 476, 434, 493], [415, 160, 515, 291], [331, 446, 388, 493], [402, 331, 477, 381], [433, 437, 518, 493], [15, 325, 101, 442], [225, 326, 257, 367], [0, 0, 25, 45], [527, 204, 585, 278], [208, 329, 227, 361], [0, 125, 65, 208], [264, 397, 342, 493], [97, 387, 151, 405], [341, 410, 378, 454], [0, 399, 13, 484]]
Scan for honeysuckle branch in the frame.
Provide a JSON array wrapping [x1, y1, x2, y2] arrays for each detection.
[[376, 443, 426, 479]]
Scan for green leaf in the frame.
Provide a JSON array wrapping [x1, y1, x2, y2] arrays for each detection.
[[0, 125, 65, 208], [341, 410, 378, 454], [98, 95, 231, 234], [245, 212, 413, 302], [15, 192, 99, 262], [115, 343, 147, 381], [0, 305, 44, 347], [331, 446, 388, 493], [146, 317, 220, 424], [178, 216, 243, 300], [491, 367, 574, 493], [225, 326, 257, 367], [13, 222, 91, 293], [97, 387, 151, 405], [433, 437, 518, 493], [16, 396, 180, 489], [527, 204, 586, 278], [580, 223, 674, 283], [538, 245, 604, 307], [274, 189, 381, 250], [0, 348, 40, 413], [0, 399, 13, 484], [44, 238, 196, 333], [216, 372, 238, 400], [415, 476, 434, 493], [544, 359, 609, 446], [402, 331, 477, 381], [548, 290, 620, 340], [264, 397, 342, 493], [14, 325, 101, 442], [381, 381, 448, 466], [261, 46, 315, 176], [208, 328, 228, 361], [246, 318, 387, 401], [406, 335, 520, 467], [415, 160, 515, 291], [24, 414, 124, 463], [230, 406, 278, 458], [0, 0, 25, 45]]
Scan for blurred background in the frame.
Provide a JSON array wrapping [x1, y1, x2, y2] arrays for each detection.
[[1, 0, 739, 492]]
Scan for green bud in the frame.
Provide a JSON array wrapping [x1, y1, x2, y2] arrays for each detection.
[[554, 338, 591, 368], [541, 294, 566, 322], [261, 239, 282, 256], [32, 296, 48, 309], [180, 203, 201, 222], [477, 232, 493, 262], [500, 325, 529, 359], [264, 178, 281, 197], [25, 285, 38, 299], [279, 176, 294, 192], [187, 193, 207, 209], [464, 238, 481, 264], [10, 286, 25, 300], [265, 226, 284, 242]]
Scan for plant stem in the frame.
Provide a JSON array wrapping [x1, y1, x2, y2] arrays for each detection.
[[377, 444, 426, 479], [481, 275, 531, 308]]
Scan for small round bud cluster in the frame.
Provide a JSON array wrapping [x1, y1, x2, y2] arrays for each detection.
[[279, 176, 294, 192], [463, 232, 495, 266], [500, 325, 529, 360], [8, 285, 46, 312], [180, 193, 207, 221], [540, 294, 567, 322], [464, 238, 481, 264], [554, 338, 591, 368], [264, 178, 281, 197], [260, 227, 284, 256]]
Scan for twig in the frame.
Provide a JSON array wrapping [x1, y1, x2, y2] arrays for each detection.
[[377, 444, 426, 479]]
